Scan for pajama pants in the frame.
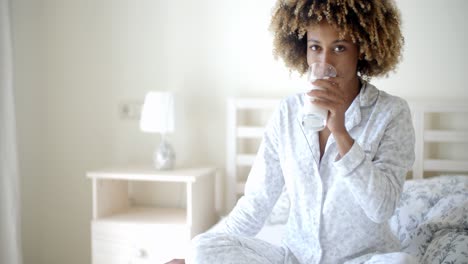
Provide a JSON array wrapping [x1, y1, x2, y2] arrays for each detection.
[[187, 233, 418, 264]]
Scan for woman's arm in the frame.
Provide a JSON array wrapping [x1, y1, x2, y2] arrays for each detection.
[[334, 99, 415, 223], [210, 102, 286, 236]]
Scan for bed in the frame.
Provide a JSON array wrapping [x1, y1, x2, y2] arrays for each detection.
[[225, 97, 468, 263]]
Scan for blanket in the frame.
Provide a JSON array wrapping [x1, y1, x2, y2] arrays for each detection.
[[389, 176, 468, 263]]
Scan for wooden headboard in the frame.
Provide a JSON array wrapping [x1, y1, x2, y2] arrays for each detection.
[[225, 97, 468, 211]]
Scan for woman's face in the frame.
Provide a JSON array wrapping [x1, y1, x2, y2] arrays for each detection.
[[306, 22, 359, 86]]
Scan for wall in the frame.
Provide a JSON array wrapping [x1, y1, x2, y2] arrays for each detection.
[[373, 0, 468, 99], [12, 1, 44, 263], [12, 0, 468, 264]]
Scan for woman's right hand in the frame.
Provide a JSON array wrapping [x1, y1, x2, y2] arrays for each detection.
[[164, 259, 185, 264]]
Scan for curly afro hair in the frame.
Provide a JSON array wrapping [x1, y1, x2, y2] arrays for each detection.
[[269, 0, 404, 78]]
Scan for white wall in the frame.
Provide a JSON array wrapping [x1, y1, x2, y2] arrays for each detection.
[[373, 0, 468, 99], [12, 1, 44, 263], [12, 0, 468, 264]]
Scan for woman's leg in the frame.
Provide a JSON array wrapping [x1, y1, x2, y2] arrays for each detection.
[[187, 232, 299, 264]]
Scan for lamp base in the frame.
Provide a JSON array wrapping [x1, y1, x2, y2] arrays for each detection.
[[154, 137, 175, 170]]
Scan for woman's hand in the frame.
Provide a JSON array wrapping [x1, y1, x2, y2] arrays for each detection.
[[164, 259, 185, 264], [307, 77, 348, 134], [307, 77, 356, 158]]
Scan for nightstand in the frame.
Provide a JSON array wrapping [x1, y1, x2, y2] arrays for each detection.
[[87, 167, 217, 264]]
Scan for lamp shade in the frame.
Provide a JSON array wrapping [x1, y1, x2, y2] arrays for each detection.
[[140, 91, 174, 133]]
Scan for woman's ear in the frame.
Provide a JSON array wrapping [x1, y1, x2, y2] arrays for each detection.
[[356, 60, 364, 75], [356, 51, 365, 73]]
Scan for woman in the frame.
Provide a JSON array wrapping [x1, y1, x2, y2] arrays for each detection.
[[167, 0, 415, 263]]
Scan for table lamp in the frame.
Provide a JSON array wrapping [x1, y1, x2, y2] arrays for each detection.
[[140, 91, 175, 170]]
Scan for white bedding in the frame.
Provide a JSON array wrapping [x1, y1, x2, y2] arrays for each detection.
[[389, 175, 468, 263]]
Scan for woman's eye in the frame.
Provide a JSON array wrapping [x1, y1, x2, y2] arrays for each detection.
[[334, 45, 345, 52], [309, 45, 321, 51]]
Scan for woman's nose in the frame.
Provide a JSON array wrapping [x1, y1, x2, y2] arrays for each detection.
[[319, 50, 333, 65]]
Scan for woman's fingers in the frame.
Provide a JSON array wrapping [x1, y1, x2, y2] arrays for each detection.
[[307, 79, 346, 112], [308, 86, 342, 105]]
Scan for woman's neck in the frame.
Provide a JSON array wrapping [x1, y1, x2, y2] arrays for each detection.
[[344, 76, 361, 108]]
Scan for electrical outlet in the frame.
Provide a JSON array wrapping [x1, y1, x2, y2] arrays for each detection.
[[118, 101, 142, 120]]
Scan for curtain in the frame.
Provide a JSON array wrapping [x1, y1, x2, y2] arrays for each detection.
[[0, 0, 22, 263]]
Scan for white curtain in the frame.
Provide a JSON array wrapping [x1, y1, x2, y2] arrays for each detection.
[[0, 0, 22, 263]]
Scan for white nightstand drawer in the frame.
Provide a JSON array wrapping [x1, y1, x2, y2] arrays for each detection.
[[88, 167, 217, 264], [92, 221, 190, 263]]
